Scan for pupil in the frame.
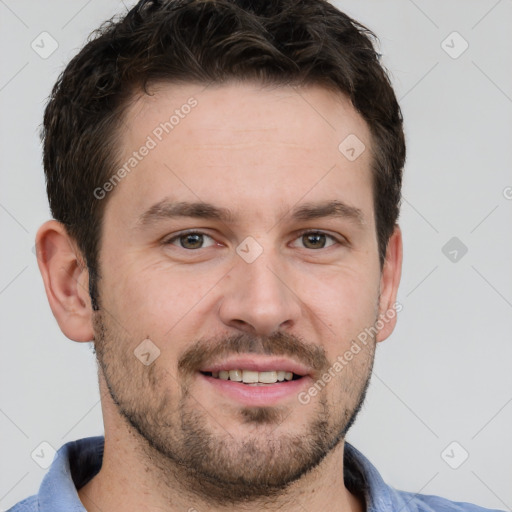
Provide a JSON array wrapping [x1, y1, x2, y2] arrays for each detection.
[[182, 233, 203, 249], [303, 233, 325, 249]]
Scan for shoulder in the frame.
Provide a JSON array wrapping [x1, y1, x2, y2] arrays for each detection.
[[343, 443, 505, 512], [5, 495, 38, 512], [394, 489, 506, 512], [5, 436, 105, 512]]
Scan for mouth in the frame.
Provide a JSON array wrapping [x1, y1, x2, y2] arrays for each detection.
[[197, 357, 312, 406]]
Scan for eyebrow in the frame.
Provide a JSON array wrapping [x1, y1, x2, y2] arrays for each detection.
[[136, 200, 235, 227], [135, 198, 365, 228], [291, 200, 365, 225]]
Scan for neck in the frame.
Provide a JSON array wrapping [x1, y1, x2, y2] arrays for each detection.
[[78, 431, 364, 512]]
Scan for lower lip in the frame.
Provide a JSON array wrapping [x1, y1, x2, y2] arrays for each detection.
[[199, 373, 311, 407]]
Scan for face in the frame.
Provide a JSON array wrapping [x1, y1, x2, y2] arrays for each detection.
[[93, 81, 388, 501]]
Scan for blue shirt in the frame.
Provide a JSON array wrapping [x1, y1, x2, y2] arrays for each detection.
[[7, 436, 505, 511]]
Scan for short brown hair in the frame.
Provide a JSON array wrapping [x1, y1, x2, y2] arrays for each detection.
[[42, 0, 405, 310]]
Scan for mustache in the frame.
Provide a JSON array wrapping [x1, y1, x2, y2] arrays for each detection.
[[178, 331, 329, 376]]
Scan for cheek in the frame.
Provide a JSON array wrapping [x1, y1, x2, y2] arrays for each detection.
[[102, 259, 223, 342], [295, 266, 380, 338]]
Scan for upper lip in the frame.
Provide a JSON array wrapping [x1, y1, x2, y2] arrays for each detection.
[[199, 356, 312, 377]]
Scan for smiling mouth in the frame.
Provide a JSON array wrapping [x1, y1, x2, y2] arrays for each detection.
[[201, 370, 304, 385]]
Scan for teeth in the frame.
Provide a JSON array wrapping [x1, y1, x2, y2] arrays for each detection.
[[229, 369, 243, 382], [210, 369, 298, 383], [242, 370, 259, 383], [259, 371, 277, 383]]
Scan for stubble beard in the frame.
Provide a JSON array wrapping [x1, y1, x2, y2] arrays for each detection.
[[92, 311, 376, 504]]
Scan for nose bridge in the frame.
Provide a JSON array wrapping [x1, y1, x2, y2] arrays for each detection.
[[218, 246, 301, 335]]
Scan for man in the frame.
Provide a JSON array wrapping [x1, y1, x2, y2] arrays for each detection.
[[7, 0, 505, 511]]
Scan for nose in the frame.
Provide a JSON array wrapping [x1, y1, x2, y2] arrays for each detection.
[[218, 249, 302, 336]]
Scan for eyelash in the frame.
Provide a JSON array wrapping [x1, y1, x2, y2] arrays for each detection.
[[163, 229, 345, 250]]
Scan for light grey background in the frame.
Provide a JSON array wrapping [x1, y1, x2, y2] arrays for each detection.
[[1, 0, 511, 510]]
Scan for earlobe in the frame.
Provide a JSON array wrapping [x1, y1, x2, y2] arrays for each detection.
[[35, 220, 95, 342], [376, 225, 403, 343]]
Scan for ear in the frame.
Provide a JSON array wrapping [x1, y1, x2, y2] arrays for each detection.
[[376, 225, 403, 343], [35, 220, 95, 342]]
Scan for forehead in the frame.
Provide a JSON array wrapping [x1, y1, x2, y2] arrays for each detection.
[[106, 80, 374, 228], [124, 80, 369, 148]]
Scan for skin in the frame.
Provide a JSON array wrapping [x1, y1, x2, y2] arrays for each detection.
[[36, 81, 402, 512]]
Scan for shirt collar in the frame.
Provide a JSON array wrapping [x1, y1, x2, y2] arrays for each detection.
[[38, 437, 103, 512], [343, 442, 394, 511]]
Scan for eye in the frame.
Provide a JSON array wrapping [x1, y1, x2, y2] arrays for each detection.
[[165, 231, 217, 250], [291, 231, 340, 250]]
